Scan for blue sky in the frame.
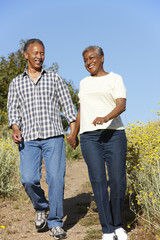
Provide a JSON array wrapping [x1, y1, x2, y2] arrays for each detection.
[[1, 0, 160, 126]]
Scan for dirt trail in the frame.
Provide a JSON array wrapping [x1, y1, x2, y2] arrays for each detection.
[[1, 159, 156, 240], [0, 159, 93, 240]]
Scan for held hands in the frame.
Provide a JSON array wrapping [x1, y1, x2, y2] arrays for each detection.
[[67, 134, 79, 149], [67, 115, 108, 148]]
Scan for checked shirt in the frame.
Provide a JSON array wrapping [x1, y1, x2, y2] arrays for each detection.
[[7, 68, 76, 141]]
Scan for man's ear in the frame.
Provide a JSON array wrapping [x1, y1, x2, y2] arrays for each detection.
[[24, 51, 28, 60]]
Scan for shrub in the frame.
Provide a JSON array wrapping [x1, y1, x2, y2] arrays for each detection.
[[0, 111, 8, 125], [0, 130, 20, 198], [126, 121, 160, 230]]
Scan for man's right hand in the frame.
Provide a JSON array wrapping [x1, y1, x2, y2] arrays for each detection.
[[12, 125, 22, 144]]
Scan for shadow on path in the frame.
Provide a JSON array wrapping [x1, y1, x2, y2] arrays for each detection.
[[63, 192, 92, 231]]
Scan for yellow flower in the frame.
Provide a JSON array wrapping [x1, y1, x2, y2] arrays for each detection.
[[0, 225, 6, 229], [129, 190, 133, 194], [140, 167, 144, 170], [149, 192, 153, 196], [156, 235, 160, 239], [137, 200, 141, 205]]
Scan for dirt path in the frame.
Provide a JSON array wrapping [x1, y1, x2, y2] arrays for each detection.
[[1, 159, 158, 240], [0, 159, 92, 240]]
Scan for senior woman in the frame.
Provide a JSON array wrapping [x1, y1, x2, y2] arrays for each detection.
[[67, 46, 127, 240]]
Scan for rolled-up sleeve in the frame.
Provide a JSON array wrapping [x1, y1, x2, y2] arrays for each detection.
[[56, 74, 76, 123], [7, 81, 21, 128]]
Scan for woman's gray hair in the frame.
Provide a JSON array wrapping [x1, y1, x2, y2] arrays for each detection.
[[82, 46, 104, 57]]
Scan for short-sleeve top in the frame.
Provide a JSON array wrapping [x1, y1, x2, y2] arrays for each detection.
[[78, 72, 127, 134]]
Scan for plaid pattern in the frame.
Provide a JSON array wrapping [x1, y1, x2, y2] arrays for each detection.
[[7, 68, 76, 141]]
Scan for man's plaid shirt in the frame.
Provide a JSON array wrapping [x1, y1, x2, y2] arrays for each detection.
[[7, 68, 76, 141]]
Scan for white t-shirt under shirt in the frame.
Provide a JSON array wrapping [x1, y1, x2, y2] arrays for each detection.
[[78, 72, 127, 134]]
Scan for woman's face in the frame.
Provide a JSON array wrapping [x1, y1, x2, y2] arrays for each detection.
[[83, 49, 104, 76]]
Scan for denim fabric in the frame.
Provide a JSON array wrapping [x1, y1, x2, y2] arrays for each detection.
[[19, 136, 66, 229], [80, 129, 127, 233]]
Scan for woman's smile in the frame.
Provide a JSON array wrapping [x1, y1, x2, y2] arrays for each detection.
[[83, 49, 104, 76]]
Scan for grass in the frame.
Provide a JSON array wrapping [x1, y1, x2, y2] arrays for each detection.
[[83, 229, 102, 240]]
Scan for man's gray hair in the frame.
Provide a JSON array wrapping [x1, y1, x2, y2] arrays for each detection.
[[82, 46, 104, 57], [24, 38, 45, 52]]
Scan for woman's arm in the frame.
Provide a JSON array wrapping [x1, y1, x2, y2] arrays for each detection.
[[92, 98, 126, 126]]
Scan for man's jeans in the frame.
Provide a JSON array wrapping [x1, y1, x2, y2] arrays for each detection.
[[19, 136, 66, 229], [80, 129, 127, 234]]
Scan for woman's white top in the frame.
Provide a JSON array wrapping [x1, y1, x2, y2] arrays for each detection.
[[78, 72, 127, 134]]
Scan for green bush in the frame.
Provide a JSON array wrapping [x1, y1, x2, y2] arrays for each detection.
[[0, 111, 8, 125]]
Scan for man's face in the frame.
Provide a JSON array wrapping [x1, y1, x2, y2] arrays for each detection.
[[24, 43, 45, 71]]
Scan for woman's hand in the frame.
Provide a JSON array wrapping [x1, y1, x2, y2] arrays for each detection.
[[92, 116, 108, 126], [92, 98, 126, 126]]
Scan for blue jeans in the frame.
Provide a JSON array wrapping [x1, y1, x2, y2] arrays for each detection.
[[80, 129, 127, 234], [19, 136, 66, 229]]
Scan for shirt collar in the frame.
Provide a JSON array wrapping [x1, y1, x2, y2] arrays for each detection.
[[22, 66, 47, 77]]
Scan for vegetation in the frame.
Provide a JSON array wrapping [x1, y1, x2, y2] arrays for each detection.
[[0, 126, 20, 198], [0, 40, 26, 111], [126, 120, 160, 232]]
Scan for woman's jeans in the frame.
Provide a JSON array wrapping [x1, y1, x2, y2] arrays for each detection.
[[19, 136, 66, 229], [80, 129, 127, 233]]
